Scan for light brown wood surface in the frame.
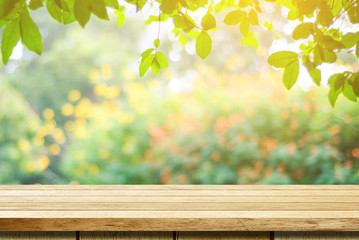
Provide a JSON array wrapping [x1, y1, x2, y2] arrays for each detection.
[[0, 185, 358, 231], [80, 232, 173, 240], [275, 231, 359, 239], [177, 232, 269, 239], [0, 232, 75, 239]]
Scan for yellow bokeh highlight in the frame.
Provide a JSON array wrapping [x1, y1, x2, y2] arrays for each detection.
[[52, 128, 66, 144], [17, 138, 31, 152], [61, 103, 74, 116], [121, 68, 136, 81], [68, 90, 81, 102], [37, 155, 50, 171], [44, 119, 56, 134], [89, 69, 101, 83], [88, 164, 99, 175], [64, 120, 75, 131], [94, 84, 120, 98], [49, 144, 61, 156], [98, 149, 110, 160], [33, 135, 44, 146], [25, 161, 36, 172], [101, 64, 113, 80], [74, 98, 93, 118], [42, 108, 55, 120]]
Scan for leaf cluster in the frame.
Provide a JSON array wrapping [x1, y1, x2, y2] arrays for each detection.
[[1, 0, 359, 106]]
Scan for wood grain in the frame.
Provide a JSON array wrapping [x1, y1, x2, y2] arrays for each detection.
[[80, 232, 172, 240], [177, 231, 269, 239], [0, 232, 75, 239], [0, 185, 358, 231], [275, 231, 359, 239]]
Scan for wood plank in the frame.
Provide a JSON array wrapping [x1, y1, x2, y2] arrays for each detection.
[[0, 218, 248, 231], [275, 231, 359, 239], [1, 190, 358, 196], [1, 196, 358, 203], [1, 202, 358, 211], [177, 232, 270, 239], [0, 185, 357, 190], [0, 232, 75, 239], [2, 211, 359, 218], [1, 218, 359, 231], [0, 185, 358, 231], [80, 232, 172, 240]]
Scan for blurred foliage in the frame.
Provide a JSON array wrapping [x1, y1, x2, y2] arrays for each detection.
[[0, 8, 358, 185], [59, 66, 359, 184], [0, 81, 48, 183], [1, 0, 359, 105]]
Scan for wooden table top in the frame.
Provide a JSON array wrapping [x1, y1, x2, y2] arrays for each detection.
[[0, 185, 358, 231]]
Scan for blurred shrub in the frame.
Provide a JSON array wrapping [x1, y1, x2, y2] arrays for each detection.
[[59, 66, 359, 184], [0, 81, 48, 183]]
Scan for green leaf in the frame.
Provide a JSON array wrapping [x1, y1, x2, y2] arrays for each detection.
[[297, 0, 317, 15], [195, 31, 212, 59], [282, 59, 299, 90], [179, 0, 188, 8], [139, 53, 154, 77], [241, 31, 258, 48], [29, 0, 44, 10], [302, 55, 321, 85], [20, 8, 43, 55], [352, 76, 359, 97], [126, 0, 146, 12], [331, 0, 342, 17], [0, 20, 7, 29], [74, 0, 91, 27], [356, 42, 359, 57], [0, 0, 21, 19], [116, 12, 125, 27], [151, 58, 161, 76], [90, 0, 109, 21], [313, 45, 324, 65], [343, 80, 357, 102], [46, 0, 63, 23], [160, 0, 178, 14], [54, 0, 69, 11], [329, 73, 345, 91], [341, 32, 359, 48], [104, 0, 119, 9], [327, 73, 345, 107], [173, 15, 195, 32], [238, 0, 250, 8], [223, 10, 245, 25], [141, 48, 154, 58], [268, 51, 298, 68], [320, 35, 344, 51], [145, 13, 168, 25], [1, 19, 20, 64], [201, 12, 216, 30], [322, 47, 336, 63], [239, 17, 249, 36], [328, 85, 340, 107], [287, 9, 300, 20], [248, 9, 259, 25], [348, 6, 359, 24], [155, 51, 168, 68], [178, 34, 187, 45], [317, 4, 333, 27], [61, 0, 76, 25], [154, 39, 160, 48], [292, 22, 314, 40]]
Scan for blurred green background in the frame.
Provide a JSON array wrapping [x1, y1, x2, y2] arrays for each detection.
[[0, 9, 359, 184]]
